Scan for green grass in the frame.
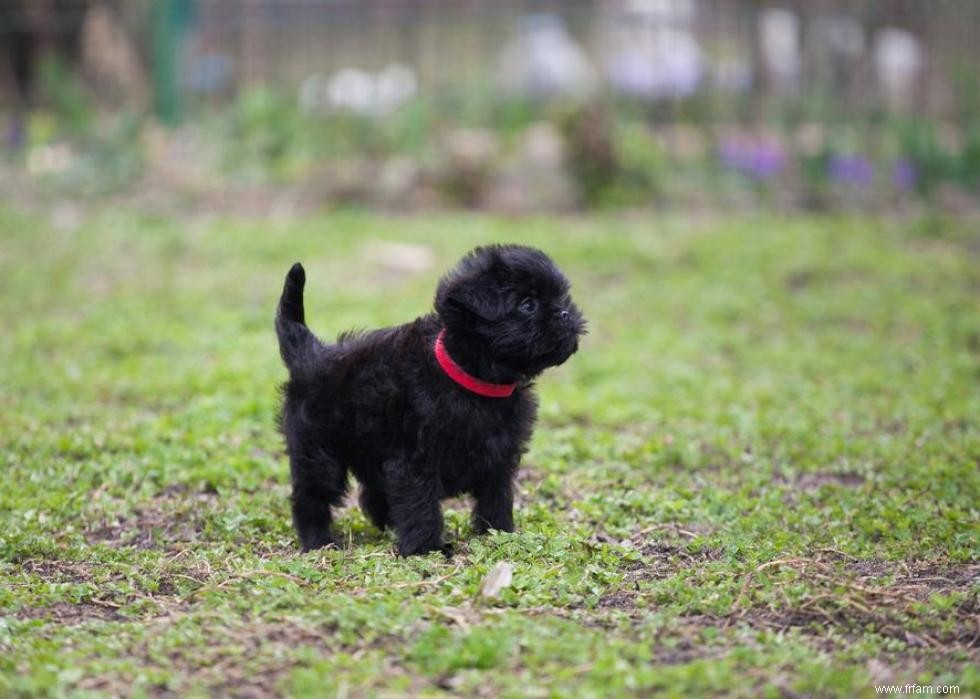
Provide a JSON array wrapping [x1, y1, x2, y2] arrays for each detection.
[[1, 206, 978, 697]]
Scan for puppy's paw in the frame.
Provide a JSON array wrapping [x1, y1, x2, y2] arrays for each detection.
[[299, 531, 336, 553], [473, 513, 515, 536], [474, 522, 516, 536], [396, 539, 449, 557]]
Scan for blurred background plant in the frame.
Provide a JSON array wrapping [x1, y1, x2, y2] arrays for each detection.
[[1, 0, 978, 214]]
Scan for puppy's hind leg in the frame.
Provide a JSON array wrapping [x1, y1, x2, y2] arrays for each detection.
[[289, 447, 348, 552], [358, 484, 390, 532], [382, 458, 448, 557]]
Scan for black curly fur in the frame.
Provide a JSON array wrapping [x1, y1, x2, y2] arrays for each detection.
[[275, 245, 586, 556]]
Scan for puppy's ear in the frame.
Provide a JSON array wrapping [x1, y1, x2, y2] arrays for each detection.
[[435, 275, 504, 324], [435, 248, 506, 325]]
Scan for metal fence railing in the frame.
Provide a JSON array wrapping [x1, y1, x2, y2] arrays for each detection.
[[2, 0, 978, 124]]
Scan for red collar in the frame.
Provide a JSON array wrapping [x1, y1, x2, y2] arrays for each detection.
[[434, 330, 516, 398]]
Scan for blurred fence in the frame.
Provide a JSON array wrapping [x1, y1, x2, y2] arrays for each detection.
[[156, 0, 980, 123], [2, 0, 979, 123], [2, 1, 978, 210]]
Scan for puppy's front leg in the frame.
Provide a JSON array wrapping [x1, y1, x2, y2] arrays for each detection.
[[383, 459, 448, 557], [472, 476, 515, 535]]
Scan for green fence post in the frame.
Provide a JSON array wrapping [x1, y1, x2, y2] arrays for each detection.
[[153, 0, 191, 124]]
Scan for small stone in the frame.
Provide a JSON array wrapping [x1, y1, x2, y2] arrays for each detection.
[[480, 562, 514, 599]]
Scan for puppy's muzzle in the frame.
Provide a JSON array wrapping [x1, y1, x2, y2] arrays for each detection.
[[559, 306, 586, 337]]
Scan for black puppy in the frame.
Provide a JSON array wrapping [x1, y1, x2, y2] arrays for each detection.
[[275, 245, 585, 555]]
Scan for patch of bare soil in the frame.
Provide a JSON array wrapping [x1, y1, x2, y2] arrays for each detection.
[[648, 616, 733, 665], [15, 559, 98, 584], [598, 534, 722, 611], [175, 621, 329, 698], [774, 470, 867, 492], [596, 590, 638, 611], [11, 557, 190, 624], [633, 541, 721, 579], [14, 601, 121, 624], [9, 560, 135, 625], [84, 485, 218, 550], [598, 544, 979, 669], [74, 617, 338, 698], [730, 556, 980, 651], [798, 472, 866, 490]]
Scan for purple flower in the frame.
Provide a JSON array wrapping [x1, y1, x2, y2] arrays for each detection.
[[892, 159, 918, 191], [718, 138, 787, 180], [5, 117, 24, 150], [827, 154, 875, 187]]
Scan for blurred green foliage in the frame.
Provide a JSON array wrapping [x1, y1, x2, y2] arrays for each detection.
[[8, 73, 980, 209]]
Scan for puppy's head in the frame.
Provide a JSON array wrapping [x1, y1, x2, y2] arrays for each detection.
[[435, 245, 586, 378]]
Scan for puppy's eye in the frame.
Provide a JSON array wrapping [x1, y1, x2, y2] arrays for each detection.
[[518, 297, 537, 315]]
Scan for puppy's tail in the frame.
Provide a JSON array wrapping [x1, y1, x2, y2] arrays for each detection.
[[276, 263, 321, 379]]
